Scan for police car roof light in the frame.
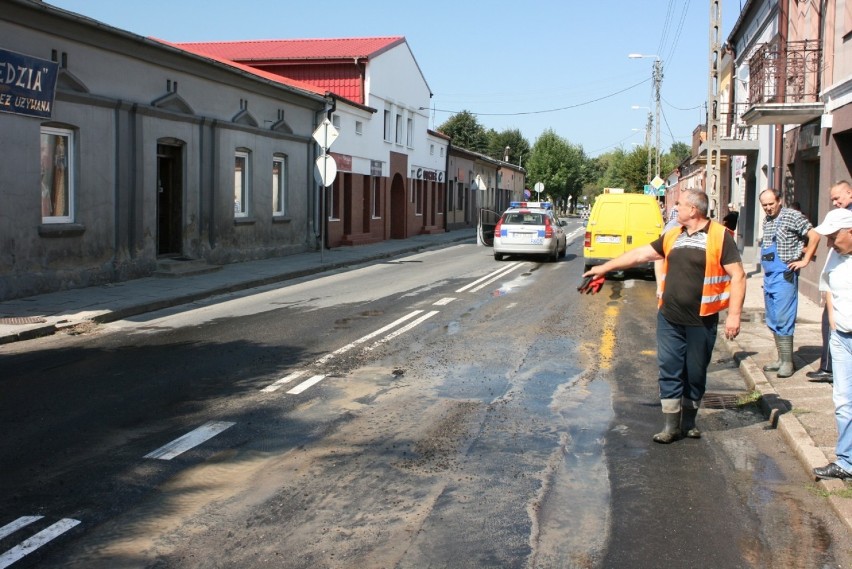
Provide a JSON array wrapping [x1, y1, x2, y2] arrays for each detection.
[[509, 201, 551, 210]]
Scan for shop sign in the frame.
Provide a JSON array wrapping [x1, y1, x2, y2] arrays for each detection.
[[0, 48, 59, 118]]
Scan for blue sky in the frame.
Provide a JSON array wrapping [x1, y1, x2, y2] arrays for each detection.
[[45, 0, 741, 158]]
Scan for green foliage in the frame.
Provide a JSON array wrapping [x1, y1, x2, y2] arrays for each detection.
[[437, 110, 488, 154], [486, 128, 530, 168], [526, 129, 589, 210]]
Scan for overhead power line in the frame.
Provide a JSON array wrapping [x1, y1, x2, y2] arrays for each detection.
[[428, 77, 651, 117]]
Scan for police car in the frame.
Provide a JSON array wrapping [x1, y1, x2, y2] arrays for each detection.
[[493, 201, 567, 261]]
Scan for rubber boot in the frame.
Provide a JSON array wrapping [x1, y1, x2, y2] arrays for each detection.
[[763, 333, 782, 372], [653, 399, 682, 444], [776, 335, 794, 378], [681, 404, 701, 439]]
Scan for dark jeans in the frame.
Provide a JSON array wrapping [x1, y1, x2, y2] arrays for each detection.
[[656, 311, 718, 401], [821, 305, 833, 373]]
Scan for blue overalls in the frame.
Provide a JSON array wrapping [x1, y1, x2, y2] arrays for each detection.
[[761, 235, 798, 336]]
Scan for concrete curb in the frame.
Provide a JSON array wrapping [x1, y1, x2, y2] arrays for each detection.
[[721, 334, 852, 531]]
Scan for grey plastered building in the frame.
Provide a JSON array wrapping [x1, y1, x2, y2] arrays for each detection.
[[1, 0, 330, 301]]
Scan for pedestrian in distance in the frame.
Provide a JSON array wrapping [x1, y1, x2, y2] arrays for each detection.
[[722, 203, 739, 233], [810, 181, 852, 382], [758, 188, 820, 378], [810, 207, 852, 480], [581, 189, 746, 444]]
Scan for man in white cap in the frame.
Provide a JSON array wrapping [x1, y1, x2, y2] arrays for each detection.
[[811, 207, 852, 480]]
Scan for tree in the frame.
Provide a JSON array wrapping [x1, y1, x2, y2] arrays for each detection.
[[437, 110, 488, 154], [660, 141, 691, 177], [525, 129, 589, 211], [486, 128, 530, 168]]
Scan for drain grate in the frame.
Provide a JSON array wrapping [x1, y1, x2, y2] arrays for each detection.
[[0, 316, 47, 326], [703, 392, 750, 409]]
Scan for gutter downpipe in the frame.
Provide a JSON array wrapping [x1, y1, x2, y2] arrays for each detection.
[[774, 0, 789, 192]]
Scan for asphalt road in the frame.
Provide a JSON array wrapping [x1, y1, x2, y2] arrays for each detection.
[[1, 219, 850, 568]]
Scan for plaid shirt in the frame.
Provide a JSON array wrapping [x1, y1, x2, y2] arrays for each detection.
[[761, 207, 813, 262]]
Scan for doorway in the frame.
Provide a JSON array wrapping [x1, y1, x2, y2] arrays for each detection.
[[390, 173, 406, 239], [157, 143, 183, 256]]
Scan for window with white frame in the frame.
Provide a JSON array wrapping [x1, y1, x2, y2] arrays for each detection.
[[430, 144, 434, 155], [234, 150, 250, 217], [406, 113, 413, 147], [355, 120, 363, 135], [40, 126, 74, 223], [395, 113, 403, 144], [383, 110, 392, 141], [332, 114, 341, 129], [272, 155, 287, 216]]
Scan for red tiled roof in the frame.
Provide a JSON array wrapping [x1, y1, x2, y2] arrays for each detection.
[[155, 38, 327, 97], [178, 37, 405, 62], [175, 37, 406, 105]]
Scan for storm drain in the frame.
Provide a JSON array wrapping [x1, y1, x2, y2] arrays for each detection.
[[703, 392, 751, 409], [0, 316, 47, 325]]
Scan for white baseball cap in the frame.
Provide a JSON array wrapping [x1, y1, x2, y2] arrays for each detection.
[[814, 207, 852, 235]]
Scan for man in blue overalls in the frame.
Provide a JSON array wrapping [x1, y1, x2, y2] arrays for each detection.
[[759, 188, 820, 377]]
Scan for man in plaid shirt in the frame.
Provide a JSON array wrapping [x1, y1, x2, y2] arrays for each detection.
[[759, 188, 820, 377]]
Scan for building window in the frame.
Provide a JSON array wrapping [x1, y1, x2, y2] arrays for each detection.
[[234, 150, 249, 217], [406, 114, 414, 147], [41, 126, 74, 223], [430, 144, 434, 156], [383, 110, 391, 141], [372, 177, 381, 218], [272, 155, 287, 216], [328, 181, 339, 220], [448, 181, 455, 211], [415, 181, 422, 215], [395, 113, 403, 144], [332, 114, 341, 129], [355, 120, 363, 135]]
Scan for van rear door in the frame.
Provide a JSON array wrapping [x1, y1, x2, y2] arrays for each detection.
[[589, 200, 627, 259], [626, 201, 663, 251]]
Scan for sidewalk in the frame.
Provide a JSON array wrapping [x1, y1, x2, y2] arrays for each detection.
[[1, 233, 850, 528], [0, 230, 476, 343]]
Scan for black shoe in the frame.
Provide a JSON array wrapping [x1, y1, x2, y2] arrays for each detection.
[[813, 463, 852, 480], [806, 369, 833, 382]]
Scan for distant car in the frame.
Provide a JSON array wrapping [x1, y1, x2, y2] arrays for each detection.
[[493, 201, 567, 262]]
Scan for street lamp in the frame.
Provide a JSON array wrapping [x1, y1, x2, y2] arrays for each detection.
[[628, 53, 663, 180]]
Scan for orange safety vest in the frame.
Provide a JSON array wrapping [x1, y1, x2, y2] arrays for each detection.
[[658, 220, 731, 316]]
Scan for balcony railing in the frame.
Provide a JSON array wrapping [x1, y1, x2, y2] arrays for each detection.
[[712, 101, 759, 141], [748, 39, 821, 104]]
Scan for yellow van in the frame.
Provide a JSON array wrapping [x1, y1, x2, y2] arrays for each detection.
[[583, 193, 663, 271]]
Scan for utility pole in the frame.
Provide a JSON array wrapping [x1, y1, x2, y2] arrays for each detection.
[[706, 0, 723, 218], [646, 112, 653, 184], [653, 59, 662, 179]]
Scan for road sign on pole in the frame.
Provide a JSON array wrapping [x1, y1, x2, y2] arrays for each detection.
[[312, 118, 339, 151], [315, 154, 338, 188]]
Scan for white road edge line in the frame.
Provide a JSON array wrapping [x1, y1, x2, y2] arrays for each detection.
[[286, 374, 327, 395], [456, 263, 519, 293], [314, 310, 424, 365], [0, 517, 43, 541], [469, 263, 525, 292], [144, 420, 235, 460], [0, 518, 81, 569], [261, 370, 306, 393], [365, 310, 439, 351]]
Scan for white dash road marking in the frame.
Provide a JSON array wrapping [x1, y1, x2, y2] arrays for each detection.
[[433, 297, 456, 306], [260, 370, 306, 393], [456, 262, 521, 293], [314, 310, 424, 365], [365, 310, 439, 351], [0, 517, 43, 541], [286, 374, 327, 395], [144, 421, 235, 460], [0, 518, 81, 569], [468, 263, 526, 293]]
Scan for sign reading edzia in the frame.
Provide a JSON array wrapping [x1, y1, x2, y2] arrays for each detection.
[[0, 48, 59, 119]]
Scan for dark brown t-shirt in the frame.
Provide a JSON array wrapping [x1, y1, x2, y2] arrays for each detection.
[[650, 222, 741, 327]]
